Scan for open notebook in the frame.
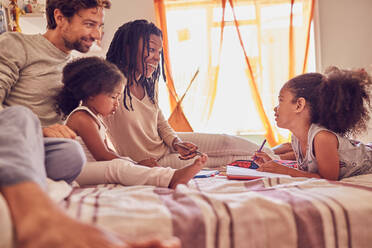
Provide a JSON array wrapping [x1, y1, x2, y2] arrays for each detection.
[[227, 165, 291, 180]]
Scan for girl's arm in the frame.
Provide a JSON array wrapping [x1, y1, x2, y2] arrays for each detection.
[[254, 151, 321, 178], [257, 160, 321, 178], [66, 111, 119, 161], [255, 130, 339, 180], [313, 130, 340, 180]]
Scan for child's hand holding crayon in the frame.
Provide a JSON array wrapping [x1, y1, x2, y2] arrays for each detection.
[[252, 139, 273, 165]]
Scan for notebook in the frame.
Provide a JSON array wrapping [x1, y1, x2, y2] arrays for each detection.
[[226, 165, 290, 180]]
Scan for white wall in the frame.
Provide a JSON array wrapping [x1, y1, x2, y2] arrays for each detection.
[[315, 0, 372, 142], [316, 0, 372, 71], [19, 15, 47, 34], [98, 0, 156, 57]]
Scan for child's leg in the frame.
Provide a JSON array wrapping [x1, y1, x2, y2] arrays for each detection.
[[76, 159, 174, 187], [76, 155, 207, 188]]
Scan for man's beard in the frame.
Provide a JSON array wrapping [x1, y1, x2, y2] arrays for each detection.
[[63, 36, 94, 53]]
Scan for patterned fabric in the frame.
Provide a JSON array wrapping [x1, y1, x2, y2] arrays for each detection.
[[228, 159, 297, 169], [228, 160, 259, 169], [273, 159, 298, 168], [8, 174, 367, 248]]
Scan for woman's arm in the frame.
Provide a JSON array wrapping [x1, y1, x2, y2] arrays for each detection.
[[157, 107, 179, 148], [156, 106, 198, 159], [67, 111, 119, 161]]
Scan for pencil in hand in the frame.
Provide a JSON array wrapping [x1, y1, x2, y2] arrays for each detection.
[[253, 139, 267, 161]]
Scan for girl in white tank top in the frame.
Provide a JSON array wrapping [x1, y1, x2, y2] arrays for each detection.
[[55, 57, 207, 188]]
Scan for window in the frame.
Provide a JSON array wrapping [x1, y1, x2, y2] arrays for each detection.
[[158, 0, 315, 138]]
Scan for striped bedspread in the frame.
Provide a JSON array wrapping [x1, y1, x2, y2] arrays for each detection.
[[54, 174, 372, 248]]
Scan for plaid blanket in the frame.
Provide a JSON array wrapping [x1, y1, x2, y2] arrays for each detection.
[[56, 174, 372, 248]]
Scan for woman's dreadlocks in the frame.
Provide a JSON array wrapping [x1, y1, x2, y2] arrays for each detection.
[[106, 19, 166, 110]]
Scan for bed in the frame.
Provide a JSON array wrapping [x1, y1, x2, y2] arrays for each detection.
[[1, 170, 372, 248]]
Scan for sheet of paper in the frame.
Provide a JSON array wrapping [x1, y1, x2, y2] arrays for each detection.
[[226, 165, 290, 179]]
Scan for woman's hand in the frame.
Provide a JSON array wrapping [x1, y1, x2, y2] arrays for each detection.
[[173, 141, 199, 160], [138, 158, 159, 167]]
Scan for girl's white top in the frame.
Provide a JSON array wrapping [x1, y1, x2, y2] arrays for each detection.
[[65, 106, 108, 162]]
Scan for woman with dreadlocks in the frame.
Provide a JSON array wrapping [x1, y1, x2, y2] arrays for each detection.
[[105, 19, 276, 169]]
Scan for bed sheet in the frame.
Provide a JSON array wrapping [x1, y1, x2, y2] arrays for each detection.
[[2, 174, 372, 248]]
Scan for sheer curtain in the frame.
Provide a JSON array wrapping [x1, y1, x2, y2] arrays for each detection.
[[154, 0, 315, 147]]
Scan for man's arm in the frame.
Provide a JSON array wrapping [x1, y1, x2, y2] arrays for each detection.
[[0, 33, 27, 108]]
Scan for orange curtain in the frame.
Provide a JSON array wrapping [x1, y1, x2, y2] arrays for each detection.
[[154, 0, 315, 145], [288, 0, 295, 79], [226, 0, 277, 147], [206, 0, 227, 118], [302, 0, 315, 73], [154, 0, 193, 132]]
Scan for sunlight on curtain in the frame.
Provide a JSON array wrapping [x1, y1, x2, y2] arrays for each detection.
[[157, 0, 315, 146]]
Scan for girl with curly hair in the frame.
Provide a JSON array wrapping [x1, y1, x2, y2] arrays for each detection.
[[254, 67, 372, 180]]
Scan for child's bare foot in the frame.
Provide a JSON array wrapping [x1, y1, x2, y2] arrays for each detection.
[[169, 154, 208, 189]]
